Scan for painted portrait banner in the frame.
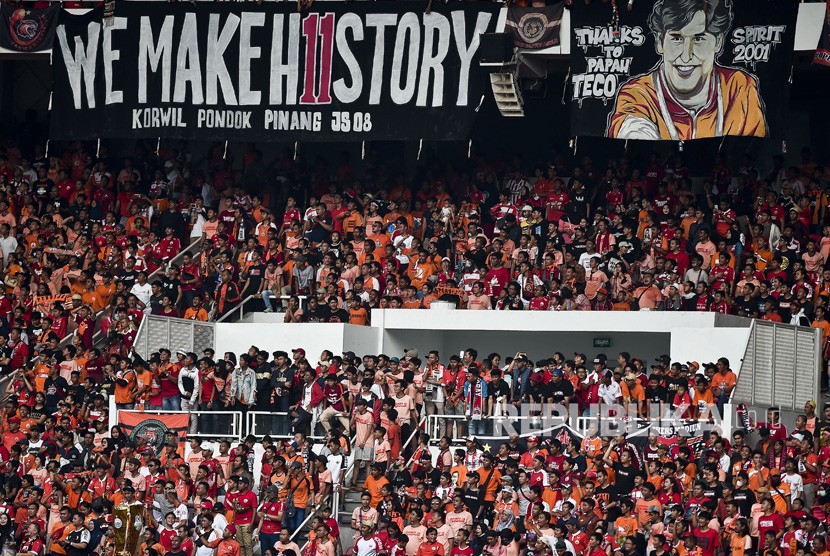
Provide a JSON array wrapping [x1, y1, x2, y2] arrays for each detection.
[[569, 0, 798, 142]]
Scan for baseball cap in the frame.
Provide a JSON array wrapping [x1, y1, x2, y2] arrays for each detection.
[[390, 357, 400, 364], [292, 348, 306, 356], [226, 525, 237, 535], [552, 369, 563, 377], [202, 500, 213, 511], [593, 358, 603, 364], [527, 436, 539, 444]]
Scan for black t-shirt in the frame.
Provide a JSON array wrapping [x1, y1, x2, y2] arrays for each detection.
[[0, 345, 11, 374], [612, 462, 637, 499], [160, 277, 182, 301], [664, 377, 687, 401], [244, 264, 265, 294], [702, 482, 722, 501], [65, 384, 85, 405], [527, 382, 548, 403], [462, 487, 483, 517], [731, 488, 756, 518], [0, 473, 21, 499], [43, 376, 68, 408], [304, 305, 330, 323], [327, 309, 350, 323], [118, 270, 138, 290], [488, 379, 511, 402], [548, 379, 574, 403], [645, 385, 667, 405]]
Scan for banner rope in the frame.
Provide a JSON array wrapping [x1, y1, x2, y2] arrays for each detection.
[[467, 139, 472, 159], [474, 95, 485, 113], [417, 139, 423, 161], [361, 141, 365, 161], [561, 68, 570, 105], [294, 141, 299, 161], [155, 138, 160, 156], [103, 0, 115, 27], [96, 138, 101, 159], [222, 140, 228, 160], [45, 140, 49, 160]]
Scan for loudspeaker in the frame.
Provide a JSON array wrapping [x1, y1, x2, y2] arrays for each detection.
[[480, 32, 514, 65]]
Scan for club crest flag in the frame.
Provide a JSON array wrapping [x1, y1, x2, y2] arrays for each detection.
[[506, 2, 565, 50], [0, 4, 58, 52], [569, 0, 798, 142], [119, 411, 189, 455]]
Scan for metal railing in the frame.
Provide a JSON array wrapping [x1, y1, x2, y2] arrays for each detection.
[[216, 294, 260, 322], [424, 410, 734, 444]]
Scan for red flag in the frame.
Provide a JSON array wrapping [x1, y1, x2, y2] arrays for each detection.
[[815, 0, 830, 67]]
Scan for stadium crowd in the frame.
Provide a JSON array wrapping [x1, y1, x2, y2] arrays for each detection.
[[0, 107, 829, 556], [2, 134, 830, 361], [0, 338, 829, 556]]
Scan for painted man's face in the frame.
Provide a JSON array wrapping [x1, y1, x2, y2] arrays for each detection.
[[657, 10, 723, 101]]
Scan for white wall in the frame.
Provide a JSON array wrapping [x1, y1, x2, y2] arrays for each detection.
[[374, 308, 727, 333], [383, 329, 671, 367], [215, 323, 346, 362], [214, 312, 753, 369], [215, 322, 383, 362], [670, 327, 752, 373]]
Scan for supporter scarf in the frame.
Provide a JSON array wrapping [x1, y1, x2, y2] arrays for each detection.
[[467, 380, 484, 419]]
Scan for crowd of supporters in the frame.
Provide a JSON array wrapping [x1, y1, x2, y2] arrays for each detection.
[[3, 133, 830, 361], [1, 339, 829, 556]]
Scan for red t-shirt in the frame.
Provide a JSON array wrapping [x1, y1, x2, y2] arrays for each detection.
[[234, 489, 258, 525], [692, 527, 720, 556], [756, 513, 784, 544], [259, 501, 284, 534]]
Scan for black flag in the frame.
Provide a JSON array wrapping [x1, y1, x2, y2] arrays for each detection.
[[505, 2, 565, 49], [0, 4, 58, 52]]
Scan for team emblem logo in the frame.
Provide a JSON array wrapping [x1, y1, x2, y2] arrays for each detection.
[[8, 9, 50, 52]]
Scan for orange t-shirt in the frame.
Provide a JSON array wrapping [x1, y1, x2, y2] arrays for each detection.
[[349, 307, 369, 326]]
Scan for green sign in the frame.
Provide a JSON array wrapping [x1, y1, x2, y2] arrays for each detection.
[[593, 338, 611, 348]]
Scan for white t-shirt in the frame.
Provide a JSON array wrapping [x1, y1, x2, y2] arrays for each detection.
[[130, 282, 153, 306], [196, 529, 219, 556]]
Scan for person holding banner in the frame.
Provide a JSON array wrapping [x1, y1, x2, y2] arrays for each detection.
[[608, 0, 767, 141]]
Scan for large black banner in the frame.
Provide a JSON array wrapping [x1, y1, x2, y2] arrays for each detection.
[[569, 0, 798, 141], [50, 2, 498, 141], [0, 4, 59, 52]]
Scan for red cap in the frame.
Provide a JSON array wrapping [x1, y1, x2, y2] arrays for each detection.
[[8, 417, 20, 425], [226, 525, 237, 535], [527, 436, 539, 444], [292, 348, 306, 356]]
